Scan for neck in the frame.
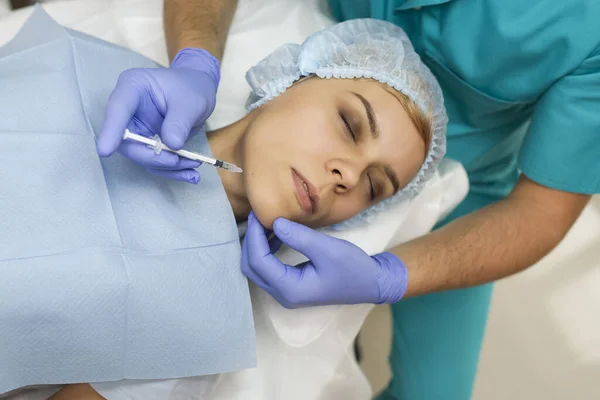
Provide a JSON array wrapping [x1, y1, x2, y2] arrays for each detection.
[[206, 113, 254, 222]]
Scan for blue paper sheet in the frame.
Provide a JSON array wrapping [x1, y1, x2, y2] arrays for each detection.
[[0, 7, 255, 394]]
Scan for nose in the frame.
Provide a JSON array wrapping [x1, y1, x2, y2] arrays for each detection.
[[327, 160, 362, 194]]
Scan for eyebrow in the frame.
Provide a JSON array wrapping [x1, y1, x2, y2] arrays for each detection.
[[349, 91, 400, 194], [350, 91, 379, 138]]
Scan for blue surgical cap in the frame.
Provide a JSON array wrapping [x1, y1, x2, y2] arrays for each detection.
[[245, 19, 447, 228]]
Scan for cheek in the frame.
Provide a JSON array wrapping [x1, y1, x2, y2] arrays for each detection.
[[250, 103, 336, 154], [388, 147, 425, 188], [241, 156, 289, 230], [315, 194, 368, 227], [244, 173, 289, 229], [377, 132, 426, 188]]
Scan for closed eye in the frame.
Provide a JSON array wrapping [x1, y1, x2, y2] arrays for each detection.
[[367, 174, 375, 201], [340, 111, 356, 142]]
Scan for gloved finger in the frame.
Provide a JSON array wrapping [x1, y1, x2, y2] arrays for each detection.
[[130, 115, 162, 138], [145, 168, 200, 184], [149, 157, 201, 171], [97, 76, 141, 157], [267, 235, 283, 254], [118, 142, 196, 169], [241, 235, 271, 291], [160, 98, 205, 150], [244, 212, 301, 285], [272, 218, 336, 263], [242, 265, 271, 292]]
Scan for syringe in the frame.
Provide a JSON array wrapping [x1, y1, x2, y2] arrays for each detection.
[[123, 129, 243, 173]]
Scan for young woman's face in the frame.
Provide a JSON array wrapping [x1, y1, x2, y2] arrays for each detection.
[[241, 78, 426, 229]]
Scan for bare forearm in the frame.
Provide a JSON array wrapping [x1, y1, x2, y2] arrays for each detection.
[[393, 176, 590, 297], [164, 0, 238, 62]]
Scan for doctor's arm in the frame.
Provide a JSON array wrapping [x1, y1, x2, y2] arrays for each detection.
[[393, 45, 599, 298], [393, 175, 589, 297], [164, 0, 238, 61], [399, 43, 600, 296]]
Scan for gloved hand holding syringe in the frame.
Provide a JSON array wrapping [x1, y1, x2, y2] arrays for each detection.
[[122, 129, 243, 173]]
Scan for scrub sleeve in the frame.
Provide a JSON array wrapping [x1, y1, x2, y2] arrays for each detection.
[[519, 45, 600, 195]]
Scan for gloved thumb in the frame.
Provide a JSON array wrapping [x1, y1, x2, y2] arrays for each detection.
[[97, 80, 140, 157], [160, 101, 200, 150], [272, 218, 334, 261]]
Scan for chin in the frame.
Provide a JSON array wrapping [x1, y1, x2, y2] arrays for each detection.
[[251, 207, 277, 230], [246, 173, 304, 230], [247, 192, 283, 231]]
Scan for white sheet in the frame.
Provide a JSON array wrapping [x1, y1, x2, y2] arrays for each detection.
[[0, 1, 469, 399]]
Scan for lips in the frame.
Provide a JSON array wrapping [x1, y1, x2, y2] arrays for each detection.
[[291, 169, 318, 214]]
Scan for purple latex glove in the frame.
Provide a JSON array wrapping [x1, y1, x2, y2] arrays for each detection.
[[96, 48, 220, 184], [242, 212, 409, 308]]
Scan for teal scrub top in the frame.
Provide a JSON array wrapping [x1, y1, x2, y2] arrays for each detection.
[[329, 0, 600, 220]]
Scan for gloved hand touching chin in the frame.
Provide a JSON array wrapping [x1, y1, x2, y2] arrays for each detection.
[[96, 48, 220, 184], [242, 212, 409, 308]]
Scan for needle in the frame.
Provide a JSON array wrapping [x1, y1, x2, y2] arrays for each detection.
[[123, 129, 243, 173]]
